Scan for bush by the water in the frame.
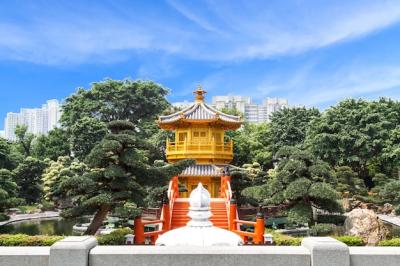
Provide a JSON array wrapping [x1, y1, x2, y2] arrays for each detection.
[[0, 234, 64, 246], [309, 224, 335, 236], [17, 205, 39, 214], [335, 236, 364, 246], [39, 200, 55, 211], [378, 238, 400, 246], [0, 214, 10, 222], [97, 228, 133, 245], [316, 215, 346, 225]]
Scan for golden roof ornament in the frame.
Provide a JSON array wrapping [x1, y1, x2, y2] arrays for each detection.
[[194, 85, 207, 102]]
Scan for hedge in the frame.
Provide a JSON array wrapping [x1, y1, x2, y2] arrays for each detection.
[[97, 228, 133, 245], [0, 234, 64, 246], [335, 236, 364, 246], [0, 228, 134, 246], [272, 232, 302, 246], [378, 238, 400, 246]]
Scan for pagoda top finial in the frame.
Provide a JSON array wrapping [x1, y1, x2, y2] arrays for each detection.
[[194, 85, 207, 102]]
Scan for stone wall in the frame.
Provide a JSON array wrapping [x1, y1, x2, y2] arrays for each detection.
[[0, 237, 399, 266]]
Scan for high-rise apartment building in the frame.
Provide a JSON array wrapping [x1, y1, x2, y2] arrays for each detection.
[[4, 99, 61, 141], [211, 95, 288, 123], [211, 95, 251, 114]]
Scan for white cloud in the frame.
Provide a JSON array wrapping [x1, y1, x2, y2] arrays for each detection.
[[0, 1, 400, 64], [303, 66, 400, 105], [254, 63, 400, 107]]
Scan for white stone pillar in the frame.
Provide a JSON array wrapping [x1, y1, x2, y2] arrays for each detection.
[[49, 236, 98, 266], [302, 237, 349, 266]]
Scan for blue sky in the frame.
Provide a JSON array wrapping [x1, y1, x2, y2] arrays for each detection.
[[1, 0, 400, 129]]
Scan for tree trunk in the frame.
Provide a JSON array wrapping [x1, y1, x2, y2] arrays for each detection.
[[84, 204, 111, 235]]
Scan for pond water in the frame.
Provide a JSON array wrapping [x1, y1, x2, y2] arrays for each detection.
[[0, 218, 89, 236]]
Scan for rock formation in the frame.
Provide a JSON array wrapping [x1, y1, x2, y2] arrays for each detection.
[[345, 209, 389, 246]]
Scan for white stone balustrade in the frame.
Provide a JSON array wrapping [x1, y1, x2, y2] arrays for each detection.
[[0, 236, 399, 266]]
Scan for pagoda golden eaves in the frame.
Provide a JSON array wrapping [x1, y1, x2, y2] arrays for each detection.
[[158, 86, 242, 164]]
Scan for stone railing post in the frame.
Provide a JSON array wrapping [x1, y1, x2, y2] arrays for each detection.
[[49, 236, 98, 266], [301, 237, 349, 266]]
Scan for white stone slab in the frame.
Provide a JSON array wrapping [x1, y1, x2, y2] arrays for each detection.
[[89, 246, 310, 266], [302, 237, 349, 266], [0, 247, 50, 266], [350, 247, 400, 266], [49, 236, 97, 266]]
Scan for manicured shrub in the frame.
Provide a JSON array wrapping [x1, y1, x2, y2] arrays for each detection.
[[335, 236, 364, 246], [17, 205, 39, 214], [378, 238, 400, 246], [0, 213, 10, 222], [309, 224, 335, 236], [38, 200, 55, 211], [316, 214, 346, 225], [272, 232, 302, 246], [97, 227, 133, 245], [0, 234, 64, 246]]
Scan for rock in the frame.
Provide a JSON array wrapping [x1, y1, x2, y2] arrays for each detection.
[[379, 203, 394, 215], [345, 209, 389, 246], [350, 200, 362, 210]]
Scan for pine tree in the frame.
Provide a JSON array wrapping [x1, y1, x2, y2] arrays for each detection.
[[243, 146, 342, 225], [57, 120, 192, 235]]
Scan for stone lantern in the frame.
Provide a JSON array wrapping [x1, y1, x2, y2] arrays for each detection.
[[264, 233, 273, 245], [124, 234, 134, 245]]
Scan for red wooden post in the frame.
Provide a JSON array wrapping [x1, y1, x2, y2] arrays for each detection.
[[229, 199, 237, 231], [253, 212, 265, 244], [134, 216, 145, 244], [162, 200, 170, 231]]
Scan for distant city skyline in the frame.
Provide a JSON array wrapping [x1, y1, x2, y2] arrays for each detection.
[[211, 95, 288, 123], [3, 99, 61, 141]]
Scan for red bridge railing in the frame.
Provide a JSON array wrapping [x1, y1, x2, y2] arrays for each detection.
[[134, 176, 178, 244], [221, 176, 265, 244]]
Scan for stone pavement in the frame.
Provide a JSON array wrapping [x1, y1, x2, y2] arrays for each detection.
[[0, 211, 60, 226]]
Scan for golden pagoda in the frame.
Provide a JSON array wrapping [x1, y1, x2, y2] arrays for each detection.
[[134, 86, 265, 245], [158, 85, 242, 197]]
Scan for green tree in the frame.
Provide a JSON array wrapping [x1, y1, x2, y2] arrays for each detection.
[[42, 156, 88, 205], [243, 146, 342, 225], [70, 117, 107, 160], [61, 79, 170, 160], [13, 157, 47, 204], [269, 107, 320, 153], [306, 98, 400, 188], [227, 123, 273, 169], [335, 166, 367, 196], [61, 79, 169, 127], [57, 121, 193, 235], [230, 163, 267, 206], [0, 138, 21, 170], [15, 125, 34, 157], [32, 128, 71, 160], [0, 169, 23, 212]]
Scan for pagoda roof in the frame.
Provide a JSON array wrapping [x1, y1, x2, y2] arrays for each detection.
[[179, 164, 227, 177], [158, 86, 242, 129]]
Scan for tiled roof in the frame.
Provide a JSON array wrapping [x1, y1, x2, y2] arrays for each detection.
[[159, 102, 241, 124], [179, 164, 228, 177]]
